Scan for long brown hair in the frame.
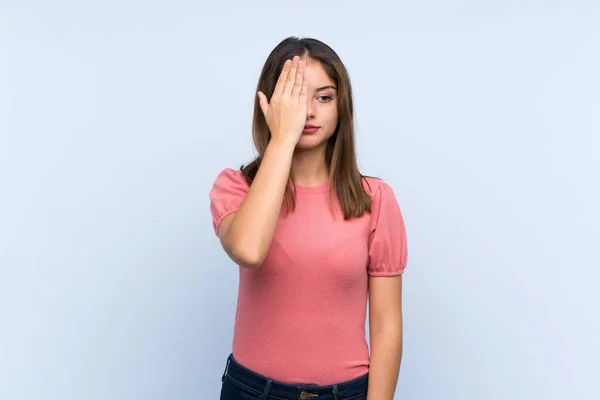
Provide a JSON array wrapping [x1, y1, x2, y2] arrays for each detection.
[[241, 36, 376, 220]]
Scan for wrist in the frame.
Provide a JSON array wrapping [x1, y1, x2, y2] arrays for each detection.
[[267, 137, 297, 153]]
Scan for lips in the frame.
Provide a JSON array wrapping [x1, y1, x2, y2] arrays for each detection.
[[303, 125, 319, 134]]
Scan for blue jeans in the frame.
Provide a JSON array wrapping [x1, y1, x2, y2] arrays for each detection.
[[219, 353, 369, 400]]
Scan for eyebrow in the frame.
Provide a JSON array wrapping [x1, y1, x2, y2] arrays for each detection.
[[316, 85, 337, 92]]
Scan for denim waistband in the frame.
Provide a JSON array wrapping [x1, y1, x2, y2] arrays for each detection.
[[221, 353, 369, 400]]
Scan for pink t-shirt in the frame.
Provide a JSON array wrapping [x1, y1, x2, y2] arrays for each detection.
[[209, 168, 408, 385]]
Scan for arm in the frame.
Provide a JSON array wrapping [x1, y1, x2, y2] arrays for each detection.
[[366, 275, 403, 400], [218, 56, 308, 269], [218, 141, 294, 269]]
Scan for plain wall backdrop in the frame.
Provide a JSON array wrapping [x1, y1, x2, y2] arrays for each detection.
[[1, 1, 599, 399]]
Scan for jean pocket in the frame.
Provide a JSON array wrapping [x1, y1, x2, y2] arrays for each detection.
[[220, 375, 263, 400]]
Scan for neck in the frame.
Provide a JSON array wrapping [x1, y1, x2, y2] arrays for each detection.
[[291, 145, 329, 187]]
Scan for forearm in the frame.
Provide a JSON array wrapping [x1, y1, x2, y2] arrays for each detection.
[[225, 140, 295, 267], [366, 329, 403, 400]]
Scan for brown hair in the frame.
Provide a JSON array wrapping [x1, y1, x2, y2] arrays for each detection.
[[241, 36, 377, 220]]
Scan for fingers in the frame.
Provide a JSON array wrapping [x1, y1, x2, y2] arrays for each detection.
[[299, 74, 308, 100], [291, 57, 305, 98], [257, 91, 268, 116], [282, 56, 299, 95], [269, 56, 305, 105], [274, 59, 292, 96]]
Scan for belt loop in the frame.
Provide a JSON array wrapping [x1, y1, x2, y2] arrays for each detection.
[[332, 384, 339, 400], [221, 354, 231, 383], [259, 378, 273, 400]]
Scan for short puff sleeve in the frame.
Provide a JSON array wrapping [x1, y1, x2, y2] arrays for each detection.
[[209, 168, 250, 236], [367, 182, 408, 276]]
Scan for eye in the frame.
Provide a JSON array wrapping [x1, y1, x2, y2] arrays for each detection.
[[317, 95, 333, 103]]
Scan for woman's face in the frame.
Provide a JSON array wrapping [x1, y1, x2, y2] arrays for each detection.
[[295, 58, 339, 151]]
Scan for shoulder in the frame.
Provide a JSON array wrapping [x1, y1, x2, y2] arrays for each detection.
[[214, 167, 246, 183], [361, 175, 398, 203], [212, 167, 249, 188], [209, 167, 250, 200]]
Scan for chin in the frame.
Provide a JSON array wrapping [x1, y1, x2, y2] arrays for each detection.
[[295, 133, 332, 151]]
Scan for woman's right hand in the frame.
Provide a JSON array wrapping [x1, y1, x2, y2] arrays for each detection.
[[257, 56, 308, 147]]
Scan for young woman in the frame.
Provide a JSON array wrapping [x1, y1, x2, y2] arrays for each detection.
[[210, 36, 408, 400]]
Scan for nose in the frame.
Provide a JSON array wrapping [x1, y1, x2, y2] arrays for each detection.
[[307, 99, 316, 119]]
